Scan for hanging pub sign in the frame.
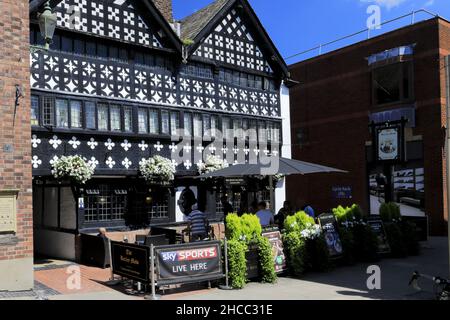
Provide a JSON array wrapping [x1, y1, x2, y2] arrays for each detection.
[[262, 230, 287, 273], [318, 213, 343, 258], [370, 118, 407, 164], [367, 218, 391, 254], [110, 241, 150, 283], [155, 241, 224, 285]]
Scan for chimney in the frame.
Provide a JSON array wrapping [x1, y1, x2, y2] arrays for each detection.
[[152, 0, 173, 23]]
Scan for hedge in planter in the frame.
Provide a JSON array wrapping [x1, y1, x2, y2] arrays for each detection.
[[333, 205, 379, 263], [225, 213, 277, 288], [283, 212, 331, 275], [226, 239, 247, 289], [379, 202, 419, 257]]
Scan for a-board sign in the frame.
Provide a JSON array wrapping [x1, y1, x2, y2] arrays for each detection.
[[367, 219, 391, 254], [262, 230, 287, 273], [155, 241, 223, 285], [111, 241, 150, 283], [318, 213, 343, 258]]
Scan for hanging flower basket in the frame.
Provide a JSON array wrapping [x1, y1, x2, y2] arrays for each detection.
[[51, 155, 94, 185], [139, 155, 175, 185], [198, 155, 228, 175]]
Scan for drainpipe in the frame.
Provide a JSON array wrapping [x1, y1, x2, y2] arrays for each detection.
[[445, 55, 450, 278]]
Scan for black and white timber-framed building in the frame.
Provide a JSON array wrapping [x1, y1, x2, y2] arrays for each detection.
[[28, 0, 292, 260]]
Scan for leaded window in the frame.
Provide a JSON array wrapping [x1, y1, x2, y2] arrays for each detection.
[[170, 111, 180, 136], [31, 95, 39, 126], [149, 109, 159, 134], [97, 104, 109, 131], [55, 99, 69, 128], [124, 107, 133, 132], [110, 105, 121, 131], [85, 102, 96, 129], [193, 114, 202, 138], [138, 108, 148, 133], [84, 185, 127, 222], [184, 113, 192, 137], [70, 100, 82, 128], [161, 111, 170, 134]]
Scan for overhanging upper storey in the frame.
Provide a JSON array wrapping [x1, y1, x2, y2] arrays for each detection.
[[30, 0, 182, 53], [180, 0, 289, 79]]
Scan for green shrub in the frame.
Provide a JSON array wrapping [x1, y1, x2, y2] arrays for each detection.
[[284, 211, 315, 233], [283, 232, 307, 276], [333, 204, 364, 223], [225, 213, 242, 241], [384, 222, 407, 258], [227, 239, 248, 289], [241, 214, 262, 243], [256, 236, 277, 283]]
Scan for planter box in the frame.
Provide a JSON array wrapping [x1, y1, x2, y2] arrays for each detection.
[[246, 245, 260, 280]]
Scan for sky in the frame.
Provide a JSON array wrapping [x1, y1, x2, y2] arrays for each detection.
[[172, 0, 450, 64]]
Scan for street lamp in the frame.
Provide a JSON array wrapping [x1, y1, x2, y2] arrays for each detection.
[[37, 1, 57, 50]]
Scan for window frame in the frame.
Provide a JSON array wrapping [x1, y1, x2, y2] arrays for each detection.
[[371, 61, 414, 107]]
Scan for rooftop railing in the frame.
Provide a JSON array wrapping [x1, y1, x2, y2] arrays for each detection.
[[285, 9, 440, 63]]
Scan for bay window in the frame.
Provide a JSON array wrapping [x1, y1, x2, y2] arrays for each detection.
[[124, 107, 133, 132], [110, 105, 121, 131], [97, 104, 109, 131], [138, 108, 148, 133], [85, 102, 96, 129], [149, 109, 159, 134]]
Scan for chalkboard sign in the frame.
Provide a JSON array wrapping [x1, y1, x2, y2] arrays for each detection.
[[111, 241, 150, 283], [155, 241, 224, 285], [367, 219, 391, 254], [318, 213, 343, 258], [262, 230, 287, 273]]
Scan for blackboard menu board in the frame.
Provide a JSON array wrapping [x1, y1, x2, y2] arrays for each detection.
[[318, 213, 343, 258], [111, 241, 150, 283], [367, 219, 391, 254]]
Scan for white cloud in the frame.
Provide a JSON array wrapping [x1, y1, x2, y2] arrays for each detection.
[[360, 0, 408, 10], [424, 0, 434, 7]]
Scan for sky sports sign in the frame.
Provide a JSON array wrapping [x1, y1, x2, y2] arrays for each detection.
[[155, 241, 223, 285]]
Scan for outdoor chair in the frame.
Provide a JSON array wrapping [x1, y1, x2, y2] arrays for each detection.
[[80, 233, 111, 269]]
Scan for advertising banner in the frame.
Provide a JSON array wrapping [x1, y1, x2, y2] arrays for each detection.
[[318, 213, 343, 258], [262, 231, 287, 273], [111, 241, 150, 283], [155, 241, 223, 285]]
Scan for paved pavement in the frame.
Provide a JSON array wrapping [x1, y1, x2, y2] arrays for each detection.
[[1, 237, 448, 301]]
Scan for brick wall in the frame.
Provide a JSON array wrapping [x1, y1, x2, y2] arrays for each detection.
[[152, 0, 173, 23], [288, 18, 448, 235], [0, 0, 33, 290]]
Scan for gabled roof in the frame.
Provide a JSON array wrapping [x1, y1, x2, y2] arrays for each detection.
[[29, 0, 182, 53], [179, 0, 229, 42], [180, 0, 289, 78]]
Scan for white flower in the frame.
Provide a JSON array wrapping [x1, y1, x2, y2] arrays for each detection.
[[139, 155, 175, 183], [198, 155, 228, 175], [51, 155, 94, 184]]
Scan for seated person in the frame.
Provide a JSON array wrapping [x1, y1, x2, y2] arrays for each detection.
[[275, 201, 293, 229], [255, 201, 274, 227], [303, 204, 315, 218], [187, 204, 209, 242], [97, 228, 108, 238]]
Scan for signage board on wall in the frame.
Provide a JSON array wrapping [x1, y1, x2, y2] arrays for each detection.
[[111, 241, 150, 283], [377, 127, 400, 161], [262, 230, 287, 273], [318, 213, 343, 258], [155, 241, 223, 285], [332, 186, 352, 199]]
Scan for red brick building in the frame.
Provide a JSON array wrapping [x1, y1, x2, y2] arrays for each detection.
[[287, 17, 450, 236], [0, 0, 34, 290]]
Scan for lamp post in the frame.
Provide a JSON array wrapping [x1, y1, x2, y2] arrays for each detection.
[[37, 1, 57, 50]]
